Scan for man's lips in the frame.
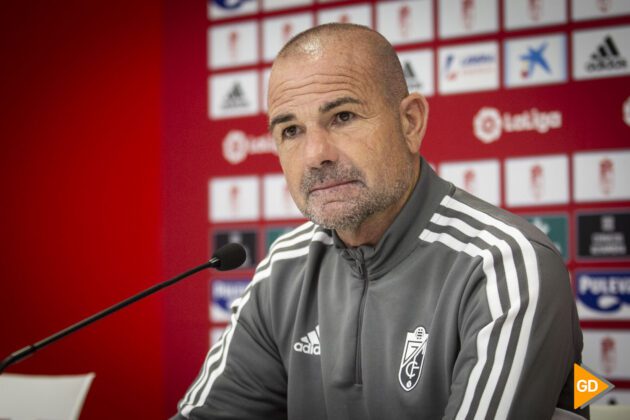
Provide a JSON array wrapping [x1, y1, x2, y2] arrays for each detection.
[[309, 180, 358, 194]]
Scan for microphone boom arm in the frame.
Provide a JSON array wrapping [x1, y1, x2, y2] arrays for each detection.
[[0, 243, 245, 374]]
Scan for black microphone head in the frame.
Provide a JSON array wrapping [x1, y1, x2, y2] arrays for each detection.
[[212, 243, 246, 271]]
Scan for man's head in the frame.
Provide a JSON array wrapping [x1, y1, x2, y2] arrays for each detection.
[[267, 24, 428, 246]]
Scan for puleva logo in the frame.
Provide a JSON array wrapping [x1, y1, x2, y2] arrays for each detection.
[[398, 326, 429, 391], [574, 363, 614, 409], [577, 272, 630, 313]]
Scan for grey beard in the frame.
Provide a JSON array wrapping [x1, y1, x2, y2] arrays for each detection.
[[299, 161, 412, 232]]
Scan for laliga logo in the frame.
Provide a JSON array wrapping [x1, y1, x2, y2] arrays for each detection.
[[473, 107, 562, 143], [473, 107, 502, 143], [222, 130, 277, 165]]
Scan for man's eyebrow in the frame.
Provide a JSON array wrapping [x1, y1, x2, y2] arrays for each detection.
[[268, 97, 362, 132], [319, 96, 362, 114], [268, 113, 296, 133]]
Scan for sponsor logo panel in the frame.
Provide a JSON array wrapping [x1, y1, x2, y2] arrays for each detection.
[[575, 270, 630, 320], [593, 389, 630, 405], [263, 174, 304, 220], [505, 154, 569, 207], [263, 0, 313, 11], [208, 21, 259, 70], [209, 176, 260, 222], [504, 0, 567, 30], [472, 106, 562, 143], [208, 0, 258, 20], [266, 226, 299, 251], [222, 129, 276, 165], [211, 279, 250, 322], [577, 211, 630, 260], [210, 327, 225, 348], [574, 150, 630, 202], [572, 0, 630, 21], [572, 26, 630, 80], [439, 159, 501, 205], [317, 4, 373, 26], [439, 41, 499, 94], [213, 229, 259, 268], [261, 68, 271, 112], [583, 329, 630, 380], [263, 13, 314, 62], [504, 33, 567, 88], [376, 0, 433, 46], [398, 49, 435, 96], [439, 0, 499, 39], [524, 214, 569, 260], [209, 71, 259, 119]]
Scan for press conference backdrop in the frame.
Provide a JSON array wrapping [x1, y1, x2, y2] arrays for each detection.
[[162, 0, 630, 410]]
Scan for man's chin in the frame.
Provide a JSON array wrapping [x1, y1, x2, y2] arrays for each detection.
[[305, 209, 363, 232]]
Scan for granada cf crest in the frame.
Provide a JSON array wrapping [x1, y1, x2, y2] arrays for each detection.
[[398, 326, 429, 391]]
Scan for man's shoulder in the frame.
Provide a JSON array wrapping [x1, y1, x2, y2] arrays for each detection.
[[445, 187, 558, 255]]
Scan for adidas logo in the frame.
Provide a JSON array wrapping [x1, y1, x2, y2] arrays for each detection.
[[586, 35, 627, 73], [402, 61, 422, 92], [293, 325, 321, 356], [222, 82, 249, 109]]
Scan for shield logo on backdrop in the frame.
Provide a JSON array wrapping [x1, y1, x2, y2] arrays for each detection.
[[398, 326, 429, 391]]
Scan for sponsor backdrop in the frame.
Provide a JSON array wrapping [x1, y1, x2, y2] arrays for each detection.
[[163, 0, 630, 409]]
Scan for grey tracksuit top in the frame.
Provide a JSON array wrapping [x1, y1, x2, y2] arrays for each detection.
[[175, 159, 584, 420]]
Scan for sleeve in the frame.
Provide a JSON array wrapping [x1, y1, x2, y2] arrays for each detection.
[[173, 278, 288, 420], [443, 240, 584, 420]]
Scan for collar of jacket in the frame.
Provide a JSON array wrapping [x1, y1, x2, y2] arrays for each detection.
[[330, 156, 454, 280]]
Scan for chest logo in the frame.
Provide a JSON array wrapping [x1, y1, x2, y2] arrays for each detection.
[[398, 326, 429, 392]]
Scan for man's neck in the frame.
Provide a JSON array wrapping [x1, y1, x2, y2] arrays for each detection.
[[336, 159, 421, 248]]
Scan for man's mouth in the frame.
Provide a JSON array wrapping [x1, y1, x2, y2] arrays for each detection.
[[309, 180, 359, 195]]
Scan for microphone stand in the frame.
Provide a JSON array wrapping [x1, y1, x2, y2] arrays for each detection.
[[0, 254, 229, 374]]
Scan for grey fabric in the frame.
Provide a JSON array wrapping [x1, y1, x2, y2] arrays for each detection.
[[173, 159, 584, 420]]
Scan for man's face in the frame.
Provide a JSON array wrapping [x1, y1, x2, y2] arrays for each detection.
[[267, 44, 416, 234]]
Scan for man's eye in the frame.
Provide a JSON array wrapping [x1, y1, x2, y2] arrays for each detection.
[[334, 111, 354, 124], [282, 126, 299, 139]]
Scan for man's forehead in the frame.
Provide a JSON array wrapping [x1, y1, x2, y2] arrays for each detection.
[[269, 56, 373, 102], [267, 71, 370, 123]]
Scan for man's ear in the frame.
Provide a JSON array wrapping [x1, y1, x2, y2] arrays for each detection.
[[399, 92, 429, 153]]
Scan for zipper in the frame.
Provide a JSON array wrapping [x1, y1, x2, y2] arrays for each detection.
[[355, 253, 368, 385]]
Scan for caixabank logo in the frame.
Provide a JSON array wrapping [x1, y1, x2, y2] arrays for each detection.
[[576, 271, 630, 320]]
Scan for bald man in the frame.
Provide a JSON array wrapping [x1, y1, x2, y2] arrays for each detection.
[[173, 24, 584, 420]]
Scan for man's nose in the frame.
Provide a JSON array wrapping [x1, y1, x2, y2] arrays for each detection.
[[303, 127, 338, 169]]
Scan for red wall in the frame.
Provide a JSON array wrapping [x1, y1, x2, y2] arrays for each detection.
[[0, 1, 165, 418]]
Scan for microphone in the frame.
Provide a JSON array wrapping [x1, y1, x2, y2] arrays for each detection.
[[0, 243, 246, 374], [209, 242, 247, 271]]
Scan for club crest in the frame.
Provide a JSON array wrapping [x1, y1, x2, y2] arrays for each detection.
[[398, 326, 429, 392]]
